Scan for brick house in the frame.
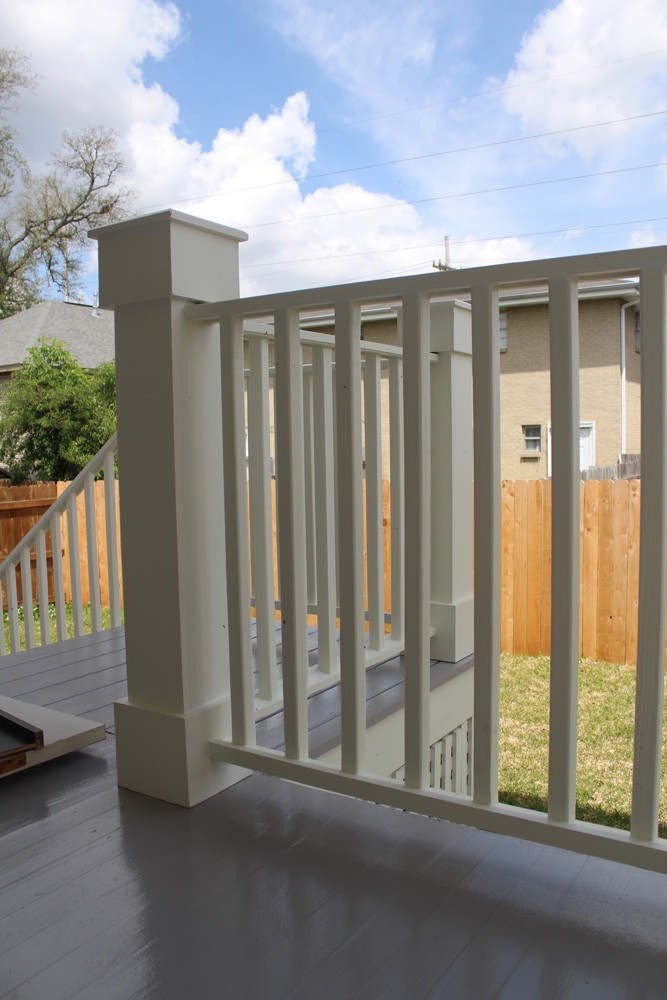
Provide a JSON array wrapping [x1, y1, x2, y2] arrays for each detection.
[[306, 280, 641, 479]]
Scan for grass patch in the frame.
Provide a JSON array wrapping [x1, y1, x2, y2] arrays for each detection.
[[2, 603, 122, 651], [499, 653, 667, 838]]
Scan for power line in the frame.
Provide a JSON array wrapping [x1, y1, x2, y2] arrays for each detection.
[[242, 161, 666, 230], [239, 214, 667, 273], [136, 108, 667, 213]]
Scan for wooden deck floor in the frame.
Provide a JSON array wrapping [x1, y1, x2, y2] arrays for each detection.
[[2, 631, 667, 999]]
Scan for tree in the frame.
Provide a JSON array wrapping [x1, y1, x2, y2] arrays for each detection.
[[0, 338, 116, 482], [0, 49, 131, 317]]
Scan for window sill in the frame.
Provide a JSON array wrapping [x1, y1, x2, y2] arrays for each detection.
[[520, 452, 541, 460]]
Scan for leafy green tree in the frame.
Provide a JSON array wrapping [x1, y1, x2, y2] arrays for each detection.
[[0, 338, 116, 482], [0, 48, 131, 317]]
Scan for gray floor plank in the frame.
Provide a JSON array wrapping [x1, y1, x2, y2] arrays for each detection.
[[2, 633, 667, 1000]]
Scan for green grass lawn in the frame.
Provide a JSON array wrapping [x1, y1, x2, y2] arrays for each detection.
[[2, 603, 121, 651], [499, 653, 667, 838]]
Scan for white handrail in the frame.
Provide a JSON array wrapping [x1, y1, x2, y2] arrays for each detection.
[[0, 433, 120, 652]]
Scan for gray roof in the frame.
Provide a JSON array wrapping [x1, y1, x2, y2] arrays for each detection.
[[0, 300, 114, 371]]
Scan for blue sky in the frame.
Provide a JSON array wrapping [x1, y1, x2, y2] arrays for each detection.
[[3, 0, 667, 297]]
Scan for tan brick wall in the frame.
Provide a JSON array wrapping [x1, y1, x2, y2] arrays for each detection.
[[500, 298, 638, 479], [242, 298, 640, 483]]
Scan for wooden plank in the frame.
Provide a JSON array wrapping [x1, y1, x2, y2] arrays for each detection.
[[525, 480, 542, 655], [334, 298, 366, 776], [0, 696, 104, 777], [547, 271, 580, 825], [626, 479, 640, 666], [581, 481, 599, 660], [610, 480, 630, 665], [512, 479, 528, 655], [274, 307, 309, 760], [312, 345, 337, 674], [471, 282, 501, 808], [364, 353, 384, 651], [383, 479, 391, 623], [401, 292, 431, 790], [500, 480, 515, 654], [596, 479, 614, 664], [541, 478, 553, 655], [632, 263, 667, 842], [388, 356, 404, 642], [220, 314, 255, 748]]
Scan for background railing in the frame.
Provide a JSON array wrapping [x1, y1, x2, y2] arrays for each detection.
[[242, 324, 408, 715], [0, 434, 121, 653]]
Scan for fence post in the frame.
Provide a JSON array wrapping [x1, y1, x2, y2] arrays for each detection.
[[91, 210, 249, 806], [429, 301, 474, 662]]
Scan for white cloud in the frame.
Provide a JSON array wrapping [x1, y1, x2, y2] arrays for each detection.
[[503, 0, 667, 159], [0, 0, 544, 298], [1, 0, 181, 165], [268, 0, 444, 112]]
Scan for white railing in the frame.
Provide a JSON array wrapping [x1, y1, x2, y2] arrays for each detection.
[[198, 248, 666, 873], [93, 212, 666, 872], [243, 323, 408, 716], [0, 434, 121, 653]]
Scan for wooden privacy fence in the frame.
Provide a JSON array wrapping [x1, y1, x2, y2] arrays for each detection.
[[0, 475, 645, 666], [501, 478, 642, 666]]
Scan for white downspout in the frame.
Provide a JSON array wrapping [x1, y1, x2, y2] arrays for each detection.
[[620, 301, 634, 459]]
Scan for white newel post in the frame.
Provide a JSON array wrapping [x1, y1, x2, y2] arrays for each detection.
[[91, 210, 250, 806], [429, 301, 474, 662]]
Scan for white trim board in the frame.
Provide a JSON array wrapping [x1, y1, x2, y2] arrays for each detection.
[[0, 696, 105, 778]]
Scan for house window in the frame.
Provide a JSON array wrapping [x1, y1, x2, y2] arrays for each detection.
[[523, 424, 541, 455], [499, 312, 508, 351]]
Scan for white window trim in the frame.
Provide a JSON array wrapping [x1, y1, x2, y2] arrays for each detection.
[[546, 421, 596, 477]]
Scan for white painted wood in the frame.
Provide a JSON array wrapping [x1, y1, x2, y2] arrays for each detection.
[[220, 315, 256, 748], [428, 302, 474, 663], [51, 517, 67, 643], [188, 243, 667, 325], [103, 450, 121, 629], [312, 345, 337, 674], [302, 368, 318, 607], [0, 695, 105, 776], [7, 564, 20, 653], [84, 475, 103, 635], [20, 548, 35, 650], [274, 307, 309, 760], [388, 357, 404, 642], [471, 283, 501, 807], [210, 738, 667, 873], [364, 352, 384, 651], [67, 495, 84, 638], [247, 337, 279, 702], [548, 275, 580, 824], [0, 435, 120, 648], [36, 529, 51, 645], [402, 292, 431, 790], [632, 264, 667, 842], [94, 211, 249, 807], [335, 299, 366, 775]]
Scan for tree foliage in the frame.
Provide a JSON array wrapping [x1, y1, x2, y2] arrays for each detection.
[[0, 48, 131, 317], [0, 338, 116, 482]]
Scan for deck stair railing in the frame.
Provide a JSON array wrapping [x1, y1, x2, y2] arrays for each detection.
[[93, 211, 666, 873], [0, 433, 121, 653]]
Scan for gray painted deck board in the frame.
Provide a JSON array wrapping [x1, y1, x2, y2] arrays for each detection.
[[1, 631, 666, 999]]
